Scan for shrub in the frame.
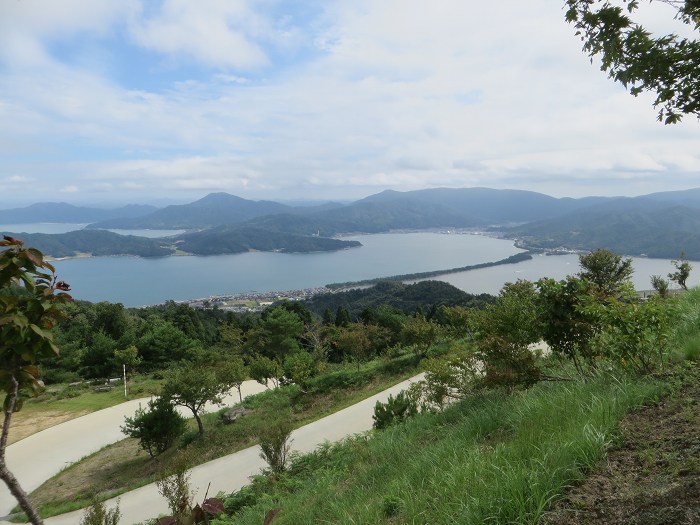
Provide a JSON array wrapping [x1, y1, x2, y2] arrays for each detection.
[[372, 391, 418, 430], [224, 485, 260, 514], [258, 417, 294, 474], [155, 450, 195, 521], [121, 396, 186, 457], [79, 499, 121, 525]]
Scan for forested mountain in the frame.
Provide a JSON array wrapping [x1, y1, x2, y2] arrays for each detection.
[[0, 202, 157, 224], [303, 280, 494, 319], [643, 187, 700, 208], [174, 225, 361, 255], [508, 204, 700, 259], [86, 193, 292, 229], [2, 230, 174, 258], [358, 187, 611, 224], [243, 200, 479, 236], [1, 227, 360, 258]]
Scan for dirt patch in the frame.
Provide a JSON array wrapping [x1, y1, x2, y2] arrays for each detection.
[[543, 369, 700, 525], [8, 410, 89, 445], [30, 438, 148, 508]]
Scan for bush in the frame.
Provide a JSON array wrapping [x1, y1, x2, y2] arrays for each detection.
[[224, 484, 260, 514], [373, 391, 418, 430], [121, 396, 186, 457], [79, 499, 121, 525], [258, 417, 294, 474], [155, 450, 195, 520]]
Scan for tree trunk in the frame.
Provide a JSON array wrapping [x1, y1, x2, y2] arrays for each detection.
[[0, 377, 44, 525], [195, 413, 204, 435]]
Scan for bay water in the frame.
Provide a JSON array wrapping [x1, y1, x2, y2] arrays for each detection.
[[4, 225, 695, 306]]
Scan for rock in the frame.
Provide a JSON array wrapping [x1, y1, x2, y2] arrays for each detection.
[[221, 406, 250, 424]]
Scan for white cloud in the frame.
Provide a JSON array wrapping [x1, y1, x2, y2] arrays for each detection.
[[0, 0, 698, 205], [126, 0, 270, 69], [0, 1, 135, 66]]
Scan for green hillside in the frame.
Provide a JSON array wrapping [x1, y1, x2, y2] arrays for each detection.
[[0, 230, 174, 258], [509, 205, 700, 259]]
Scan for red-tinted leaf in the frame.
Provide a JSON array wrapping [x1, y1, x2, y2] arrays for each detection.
[[2, 235, 23, 245], [25, 248, 43, 266], [154, 517, 177, 525], [54, 280, 71, 291], [201, 498, 225, 514], [22, 365, 40, 379]]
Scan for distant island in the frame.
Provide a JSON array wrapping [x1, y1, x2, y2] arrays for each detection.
[[4, 186, 700, 259], [0, 229, 361, 259]]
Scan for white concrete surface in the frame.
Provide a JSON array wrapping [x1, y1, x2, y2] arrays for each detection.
[[0, 379, 268, 518], [5, 374, 423, 525]]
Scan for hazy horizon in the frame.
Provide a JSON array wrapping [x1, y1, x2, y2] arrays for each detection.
[[5, 184, 700, 211]]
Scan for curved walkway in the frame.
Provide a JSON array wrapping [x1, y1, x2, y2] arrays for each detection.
[[6, 374, 422, 525], [0, 380, 268, 519]]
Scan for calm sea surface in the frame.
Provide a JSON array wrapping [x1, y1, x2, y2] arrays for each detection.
[[5, 226, 695, 306], [52, 233, 520, 306]]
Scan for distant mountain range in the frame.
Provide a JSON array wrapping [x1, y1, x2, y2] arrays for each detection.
[[3, 187, 700, 259], [0, 202, 158, 224], [86, 193, 294, 229]]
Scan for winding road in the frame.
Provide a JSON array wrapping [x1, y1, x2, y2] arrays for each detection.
[[1, 375, 422, 525]]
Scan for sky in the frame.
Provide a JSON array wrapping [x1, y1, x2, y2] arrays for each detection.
[[1, 0, 699, 207]]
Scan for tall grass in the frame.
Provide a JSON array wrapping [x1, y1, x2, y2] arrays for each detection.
[[669, 288, 700, 361], [218, 373, 664, 525]]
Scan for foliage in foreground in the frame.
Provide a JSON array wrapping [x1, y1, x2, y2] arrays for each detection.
[[565, 0, 700, 124], [0, 236, 73, 525]]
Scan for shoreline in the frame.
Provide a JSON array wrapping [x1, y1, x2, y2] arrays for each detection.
[[326, 252, 534, 290], [176, 253, 534, 310]]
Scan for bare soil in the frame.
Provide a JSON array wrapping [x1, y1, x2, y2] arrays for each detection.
[[29, 438, 147, 509], [7, 410, 89, 445], [543, 368, 700, 525]]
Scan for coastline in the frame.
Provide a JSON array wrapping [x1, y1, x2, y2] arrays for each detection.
[[325, 251, 534, 290]]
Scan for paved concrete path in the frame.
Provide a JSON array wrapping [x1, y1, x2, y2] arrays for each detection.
[[9, 374, 422, 525], [0, 379, 268, 519]]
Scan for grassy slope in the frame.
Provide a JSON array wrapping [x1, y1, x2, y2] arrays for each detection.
[[221, 373, 666, 525], [212, 292, 700, 525]]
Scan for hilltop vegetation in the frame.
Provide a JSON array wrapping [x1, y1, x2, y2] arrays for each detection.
[[303, 280, 494, 319], [174, 225, 361, 255], [0, 227, 360, 259], [508, 203, 700, 259], [2, 230, 173, 258]]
